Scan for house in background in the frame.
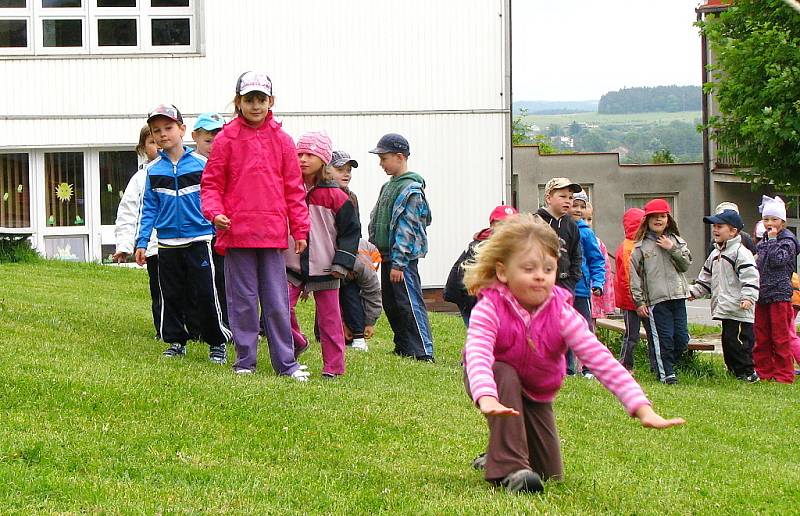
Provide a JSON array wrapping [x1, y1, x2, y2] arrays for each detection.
[[0, 0, 512, 288]]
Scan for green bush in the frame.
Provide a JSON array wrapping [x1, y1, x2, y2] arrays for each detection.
[[0, 236, 41, 263]]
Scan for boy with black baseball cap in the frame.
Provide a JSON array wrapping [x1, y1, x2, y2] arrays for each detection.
[[367, 133, 434, 361]]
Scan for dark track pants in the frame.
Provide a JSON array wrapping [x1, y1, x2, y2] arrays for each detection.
[[340, 280, 365, 339], [381, 260, 434, 360], [645, 299, 689, 380], [157, 241, 231, 347], [618, 309, 658, 372], [720, 319, 755, 378], [145, 255, 162, 339], [465, 362, 564, 482]]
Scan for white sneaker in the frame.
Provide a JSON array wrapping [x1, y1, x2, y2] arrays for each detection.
[[290, 369, 310, 382], [233, 368, 253, 375], [352, 338, 368, 352], [297, 364, 309, 371]]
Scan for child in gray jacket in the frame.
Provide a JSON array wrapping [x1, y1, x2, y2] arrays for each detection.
[[689, 209, 759, 382]]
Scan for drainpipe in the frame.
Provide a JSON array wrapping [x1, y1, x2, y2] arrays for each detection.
[[698, 8, 712, 248]]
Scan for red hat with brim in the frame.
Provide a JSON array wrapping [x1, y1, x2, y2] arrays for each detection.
[[643, 199, 671, 216]]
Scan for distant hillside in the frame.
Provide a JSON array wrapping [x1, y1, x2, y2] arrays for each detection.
[[513, 100, 598, 115], [598, 85, 701, 114]]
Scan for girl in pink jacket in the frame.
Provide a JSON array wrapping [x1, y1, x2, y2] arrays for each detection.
[[201, 71, 311, 380], [287, 131, 361, 379], [462, 213, 684, 494]]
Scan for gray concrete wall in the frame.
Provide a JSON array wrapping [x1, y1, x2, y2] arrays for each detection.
[[513, 145, 706, 278]]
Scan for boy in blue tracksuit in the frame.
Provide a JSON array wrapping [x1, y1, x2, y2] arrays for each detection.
[[367, 133, 434, 361], [570, 191, 606, 378], [134, 104, 231, 362]]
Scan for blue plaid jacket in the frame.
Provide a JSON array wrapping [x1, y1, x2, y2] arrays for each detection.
[[388, 182, 431, 269]]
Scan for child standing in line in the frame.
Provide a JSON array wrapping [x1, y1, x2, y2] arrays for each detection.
[[368, 133, 434, 362], [135, 104, 231, 363], [569, 191, 605, 379], [444, 205, 519, 326], [113, 124, 162, 337], [462, 213, 684, 494], [327, 150, 360, 211], [688, 209, 759, 382], [753, 196, 799, 383], [614, 208, 657, 372], [629, 199, 692, 385], [584, 202, 616, 323], [287, 131, 361, 378], [201, 72, 310, 379]]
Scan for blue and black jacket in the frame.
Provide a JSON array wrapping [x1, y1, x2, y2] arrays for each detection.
[[136, 146, 214, 249]]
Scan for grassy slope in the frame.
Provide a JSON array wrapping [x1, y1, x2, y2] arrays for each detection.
[[523, 110, 701, 129], [0, 261, 797, 514]]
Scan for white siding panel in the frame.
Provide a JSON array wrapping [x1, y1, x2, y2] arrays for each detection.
[[1, 0, 505, 118]]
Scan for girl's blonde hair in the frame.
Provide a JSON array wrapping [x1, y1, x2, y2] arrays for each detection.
[[633, 213, 681, 242], [135, 124, 152, 157], [463, 213, 560, 296]]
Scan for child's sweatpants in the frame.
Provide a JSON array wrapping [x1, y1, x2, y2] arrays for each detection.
[[289, 285, 346, 376], [145, 254, 162, 339], [381, 259, 434, 360], [720, 319, 755, 378], [792, 307, 800, 366], [619, 309, 657, 372], [157, 241, 231, 348], [753, 301, 795, 383], [645, 299, 689, 381], [225, 248, 299, 375], [339, 280, 366, 339], [465, 361, 563, 482]]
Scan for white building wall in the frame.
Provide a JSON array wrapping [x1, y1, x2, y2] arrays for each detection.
[[0, 0, 511, 287]]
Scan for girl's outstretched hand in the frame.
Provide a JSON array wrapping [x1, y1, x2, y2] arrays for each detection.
[[478, 396, 520, 417], [635, 405, 685, 429]]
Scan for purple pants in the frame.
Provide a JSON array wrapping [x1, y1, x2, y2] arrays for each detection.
[[225, 248, 299, 375], [289, 284, 346, 376]]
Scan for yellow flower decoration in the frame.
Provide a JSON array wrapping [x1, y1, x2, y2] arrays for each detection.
[[55, 182, 74, 202]]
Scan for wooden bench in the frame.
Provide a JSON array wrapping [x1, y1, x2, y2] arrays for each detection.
[[596, 318, 717, 351]]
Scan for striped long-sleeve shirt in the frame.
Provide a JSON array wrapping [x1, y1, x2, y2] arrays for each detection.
[[464, 283, 651, 417]]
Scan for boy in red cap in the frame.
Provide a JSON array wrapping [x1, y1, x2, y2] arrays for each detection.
[[444, 205, 518, 325], [629, 199, 693, 384]]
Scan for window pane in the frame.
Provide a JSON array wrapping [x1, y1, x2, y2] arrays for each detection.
[[42, 0, 81, 7], [0, 1, 27, 8], [151, 17, 187, 45], [44, 235, 86, 261], [43, 18, 82, 47], [98, 18, 136, 46], [0, 19, 26, 47], [0, 153, 31, 228], [99, 150, 137, 225], [44, 152, 85, 227], [151, 0, 187, 6], [98, 0, 135, 6]]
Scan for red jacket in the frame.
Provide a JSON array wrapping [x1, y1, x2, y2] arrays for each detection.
[[614, 208, 645, 311], [201, 115, 310, 253]]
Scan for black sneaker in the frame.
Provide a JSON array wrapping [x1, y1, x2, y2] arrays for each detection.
[[663, 374, 678, 385], [741, 372, 759, 383], [500, 469, 544, 494], [209, 343, 227, 365], [471, 453, 487, 470], [163, 343, 186, 357]]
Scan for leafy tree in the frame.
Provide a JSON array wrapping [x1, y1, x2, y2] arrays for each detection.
[[512, 108, 532, 145], [547, 123, 562, 137], [699, 0, 800, 189], [568, 121, 584, 136], [533, 134, 559, 155], [651, 148, 676, 164]]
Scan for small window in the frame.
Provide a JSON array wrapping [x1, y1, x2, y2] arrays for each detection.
[[99, 150, 138, 225], [97, 17, 135, 45], [44, 152, 85, 227], [0, 18, 26, 46], [44, 235, 87, 261], [0, 1, 27, 8], [97, 0, 135, 6], [150, 16, 187, 45], [0, 153, 31, 229], [151, 0, 187, 6], [42, 0, 81, 7], [624, 194, 677, 218], [42, 17, 82, 46]]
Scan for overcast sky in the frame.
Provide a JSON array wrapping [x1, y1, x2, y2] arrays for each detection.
[[512, 0, 703, 101]]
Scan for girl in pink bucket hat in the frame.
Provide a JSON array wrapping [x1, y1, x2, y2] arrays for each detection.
[[629, 199, 693, 385]]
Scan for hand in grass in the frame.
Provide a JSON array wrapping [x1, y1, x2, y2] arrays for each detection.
[[478, 396, 519, 417], [635, 405, 685, 429]]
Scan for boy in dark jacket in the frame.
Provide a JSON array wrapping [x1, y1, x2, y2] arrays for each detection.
[[444, 205, 518, 326], [536, 177, 583, 374]]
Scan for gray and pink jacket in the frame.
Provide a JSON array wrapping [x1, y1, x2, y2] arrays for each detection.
[[286, 180, 361, 291], [464, 282, 651, 416]]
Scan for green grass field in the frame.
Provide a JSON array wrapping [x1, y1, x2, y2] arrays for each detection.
[[1, 260, 798, 513], [524, 110, 701, 129]]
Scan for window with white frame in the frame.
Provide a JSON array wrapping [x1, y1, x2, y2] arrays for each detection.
[[0, 0, 197, 56], [624, 193, 678, 218], [0, 153, 31, 229]]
